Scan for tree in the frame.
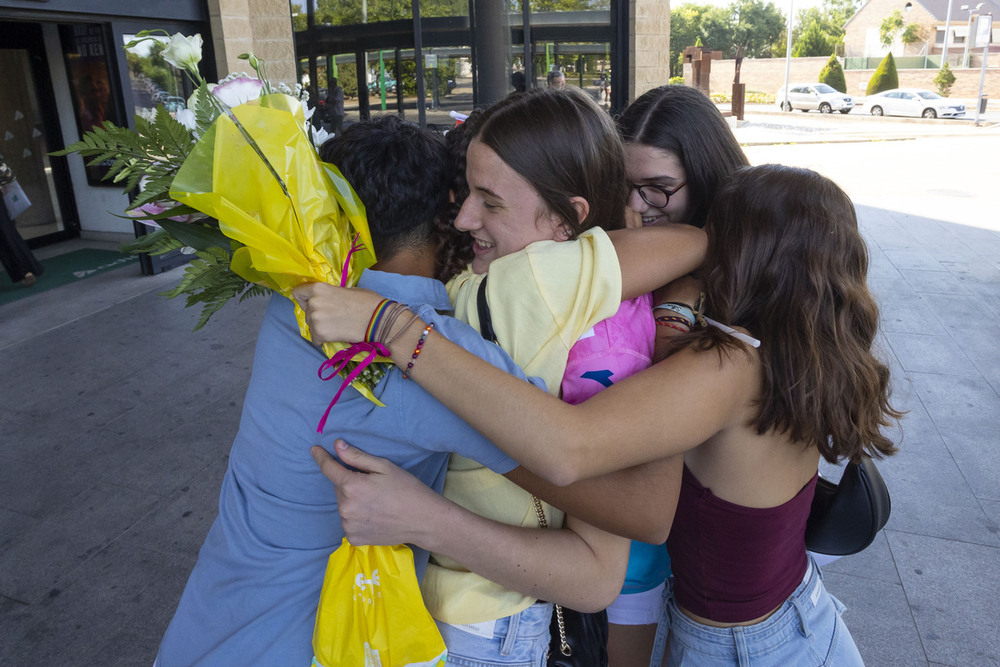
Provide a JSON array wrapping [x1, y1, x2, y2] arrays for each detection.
[[879, 10, 904, 49], [933, 62, 956, 96], [794, 18, 837, 57], [731, 0, 787, 58], [866, 52, 898, 94], [819, 54, 847, 92]]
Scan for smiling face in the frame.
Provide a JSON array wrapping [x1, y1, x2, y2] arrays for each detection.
[[455, 139, 565, 274], [624, 142, 690, 227]]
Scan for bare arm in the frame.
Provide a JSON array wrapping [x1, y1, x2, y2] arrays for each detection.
[[608, 224, 706, 300], [294, 282, 755, 487], [504, 456, 682, 544], [313, 440, 627, 612]]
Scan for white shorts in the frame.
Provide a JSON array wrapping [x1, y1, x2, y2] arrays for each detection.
[[606, 581, 666, 625]]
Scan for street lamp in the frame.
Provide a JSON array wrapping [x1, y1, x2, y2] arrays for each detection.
[[941, 0, 954, 64], [961, 2, 984, 67]]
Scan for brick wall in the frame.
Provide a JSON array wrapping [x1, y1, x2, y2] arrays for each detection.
[[697, 56, 1000, 99], [207, 0, 297, 86], [630, 0, 672, 100]]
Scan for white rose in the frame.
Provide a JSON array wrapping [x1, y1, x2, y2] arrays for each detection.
[[161, 33, 203, 75]]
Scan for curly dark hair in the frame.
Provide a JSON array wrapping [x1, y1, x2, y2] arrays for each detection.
[[319, 115, 452, 271], [685, 165, 901, 464]]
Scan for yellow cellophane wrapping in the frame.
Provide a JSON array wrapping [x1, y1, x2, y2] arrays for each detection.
[[170, 94, 386, 404]]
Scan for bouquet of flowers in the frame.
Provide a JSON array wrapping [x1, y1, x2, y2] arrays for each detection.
[[54, 31, 387, 405]]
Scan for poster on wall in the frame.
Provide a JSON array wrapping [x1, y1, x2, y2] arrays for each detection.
[[59, 23, 124, 186]]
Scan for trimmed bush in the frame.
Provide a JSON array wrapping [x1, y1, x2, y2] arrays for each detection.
[[819, 55, 847, 93], [669, 76, 685, 85], [934, 62, 956, 96], [866, 53, 899, 95]]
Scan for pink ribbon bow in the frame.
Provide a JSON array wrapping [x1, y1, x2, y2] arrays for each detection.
[[315, 341, 388, 433]]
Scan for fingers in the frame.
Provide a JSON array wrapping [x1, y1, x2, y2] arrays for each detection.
[[310, 444, 353, 484], [333, 438, 390, 474]]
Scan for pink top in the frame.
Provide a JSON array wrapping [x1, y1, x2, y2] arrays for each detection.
[[667, 465, 818, 623], [560, 293, 655, 405]]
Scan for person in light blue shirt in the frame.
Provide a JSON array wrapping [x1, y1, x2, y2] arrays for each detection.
[[155, 117, 530, 666]]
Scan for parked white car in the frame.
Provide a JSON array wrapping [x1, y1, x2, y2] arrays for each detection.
[[863, 88, 966, 119], [776, 83, 854, 114]]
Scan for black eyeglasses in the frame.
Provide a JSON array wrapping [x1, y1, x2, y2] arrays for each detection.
[[630, 181, 687, 208]]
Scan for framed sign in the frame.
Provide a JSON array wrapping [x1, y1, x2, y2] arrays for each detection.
[[60, 23, 125, 186]]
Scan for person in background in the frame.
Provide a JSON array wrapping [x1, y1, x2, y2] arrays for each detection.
[[0, 155, 43, 288], [325, 78, 345, 136], [547, 69, 566, 90]]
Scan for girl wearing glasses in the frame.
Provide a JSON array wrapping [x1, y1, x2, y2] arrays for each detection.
[[596, 85, 752, 666], [621, 85, 749, 230]]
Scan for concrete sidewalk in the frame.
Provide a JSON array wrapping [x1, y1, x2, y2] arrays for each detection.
[[2, 123, 998, 666]]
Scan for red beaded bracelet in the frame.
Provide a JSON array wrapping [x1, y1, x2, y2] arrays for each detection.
[[403, 322, 435, 379]]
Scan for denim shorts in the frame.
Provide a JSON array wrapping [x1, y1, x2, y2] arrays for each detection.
[[436, 601, 553, 667], [660, 558, 864, 666]]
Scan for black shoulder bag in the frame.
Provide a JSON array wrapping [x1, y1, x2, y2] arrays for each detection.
[[805, 456, 892, 556]]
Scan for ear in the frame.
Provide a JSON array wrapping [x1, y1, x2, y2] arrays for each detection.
[[568, 196, 590, 226], [549, 196, 591, 242]]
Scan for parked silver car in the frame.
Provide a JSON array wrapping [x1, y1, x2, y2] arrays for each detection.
[[776, 83, 854, 114], [863, 88, 966, 119]]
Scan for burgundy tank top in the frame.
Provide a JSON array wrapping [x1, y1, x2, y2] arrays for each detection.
[[666, 465, 818, 623]]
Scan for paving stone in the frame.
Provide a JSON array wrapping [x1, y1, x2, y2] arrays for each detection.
[[888, 532, 1000, 666], [884, 248, 948, 272], [822, 568, 927, 667], [876, 449, 999, 546], [0, 481, 161, 605], [885, 332, 980, 378], [909, 373, 1000, 502], [823, 531, 901, 585], [897, 268, 972, 295], [116, 455, 227, 559]]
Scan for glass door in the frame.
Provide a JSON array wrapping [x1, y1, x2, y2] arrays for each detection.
[[0, 21, 79, 243]]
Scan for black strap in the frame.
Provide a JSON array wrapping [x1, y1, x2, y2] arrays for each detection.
[[476, 275, 498, 343]]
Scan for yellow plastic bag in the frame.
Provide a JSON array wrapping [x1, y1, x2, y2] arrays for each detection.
[[313, 539, 448, 667]]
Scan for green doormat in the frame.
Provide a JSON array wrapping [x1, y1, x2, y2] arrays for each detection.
[[0, 248, 139, 307]]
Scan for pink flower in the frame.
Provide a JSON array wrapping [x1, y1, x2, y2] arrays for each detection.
[[211, 77, 264, 108], [127, 201, 192, 227]]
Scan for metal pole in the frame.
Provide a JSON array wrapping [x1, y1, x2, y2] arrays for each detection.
[[412, 0, 427, 128], [942, 0, 954, 64], [782, 0, 793, 110], [522, 0, 531, 90], [974, 14, 992, 126]]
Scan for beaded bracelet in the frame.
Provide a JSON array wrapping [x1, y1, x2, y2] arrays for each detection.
[[402, 322, 435, 380]]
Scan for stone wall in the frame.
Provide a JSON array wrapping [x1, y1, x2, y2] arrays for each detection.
[[696, 56, 1000, 100], [629, 0, 672, 100], [842, 0, 937, 58], [206, 0, 297, 86]]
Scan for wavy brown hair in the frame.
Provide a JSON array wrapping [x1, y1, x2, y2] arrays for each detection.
[[687, 165, 901, 464]]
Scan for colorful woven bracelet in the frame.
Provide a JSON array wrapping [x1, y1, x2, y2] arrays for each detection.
[[364, 299, 396, 343], [657, 321, 691, 333], [653, 302, 695, 328], [403, 322, 436, 379]]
